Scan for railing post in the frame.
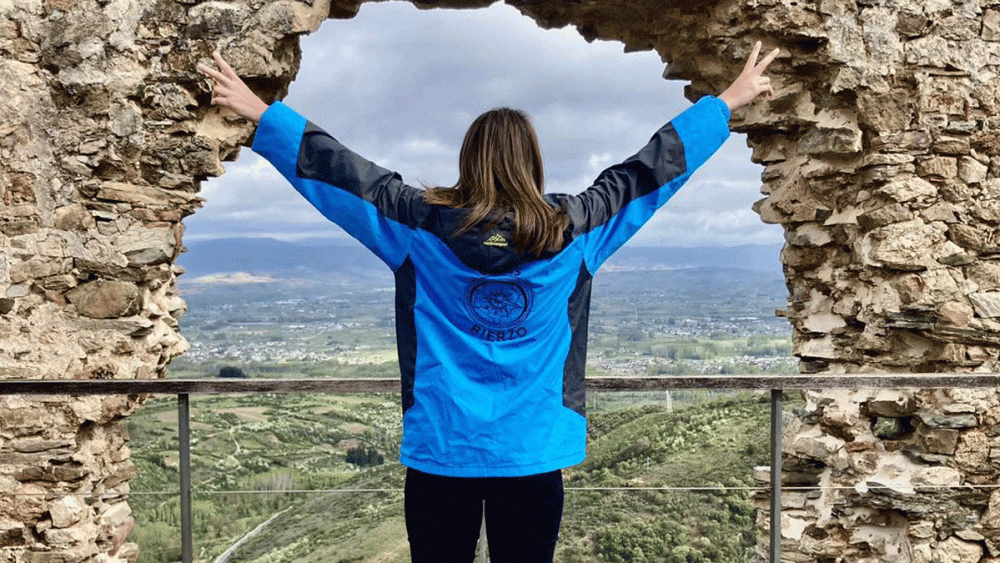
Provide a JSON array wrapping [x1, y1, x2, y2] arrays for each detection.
[[770, 389, 782, 563], [178, 393, 193, 563]]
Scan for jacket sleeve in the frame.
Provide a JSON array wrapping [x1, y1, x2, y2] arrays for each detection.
[[250, 102, 424, 272], [555, 95, 731, 273]]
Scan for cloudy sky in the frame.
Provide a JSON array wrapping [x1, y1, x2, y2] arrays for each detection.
[[187, 1, 783, 248]]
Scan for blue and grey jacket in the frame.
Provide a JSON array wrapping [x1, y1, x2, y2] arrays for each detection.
[[252, 96, 731, 477]]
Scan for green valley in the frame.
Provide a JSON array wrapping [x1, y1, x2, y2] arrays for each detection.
[[128, 391, 773, 563]]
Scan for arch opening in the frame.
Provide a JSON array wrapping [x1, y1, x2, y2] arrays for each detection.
[[165, 7, 787, 558]]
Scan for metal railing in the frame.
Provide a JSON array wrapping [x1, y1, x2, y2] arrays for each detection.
[[5, 373, 1000, 563]]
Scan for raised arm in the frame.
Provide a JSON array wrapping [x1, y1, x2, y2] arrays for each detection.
[[562, 42, 780, 272], [197, 52, 269, 123], [196, 53, 422, 272]]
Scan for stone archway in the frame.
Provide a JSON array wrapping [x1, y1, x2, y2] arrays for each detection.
[[3, 0, 1000, 561]]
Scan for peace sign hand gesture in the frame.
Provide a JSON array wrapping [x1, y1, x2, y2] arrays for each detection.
[[719, 41, 780, 112], [197, 52, 270, 124]]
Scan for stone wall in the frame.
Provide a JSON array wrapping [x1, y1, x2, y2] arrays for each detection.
[[0, 0, 310, 559], [726, 1, 1000, 562], [2, 0, 1000, 561]]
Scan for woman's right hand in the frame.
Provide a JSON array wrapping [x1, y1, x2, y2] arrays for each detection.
[[718, 41, 780, 113], [197, 52, 270, 124]]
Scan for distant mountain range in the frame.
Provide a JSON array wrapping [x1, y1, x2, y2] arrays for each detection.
[[176, 237, 783, 283], [604, 244, 781, 273]]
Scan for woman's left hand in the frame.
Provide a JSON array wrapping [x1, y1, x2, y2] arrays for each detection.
[[719, 41, 780, 112], [197, 52, 270, 124]]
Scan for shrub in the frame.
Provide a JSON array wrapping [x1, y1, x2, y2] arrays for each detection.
[[218, 366, 247, 378]]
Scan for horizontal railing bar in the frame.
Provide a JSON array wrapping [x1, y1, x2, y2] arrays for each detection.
[[2, 373, 1000, 395], [9, 483, 1000, 497]]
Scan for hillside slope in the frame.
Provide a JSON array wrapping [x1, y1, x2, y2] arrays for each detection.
[[129, 393, 771, 563]]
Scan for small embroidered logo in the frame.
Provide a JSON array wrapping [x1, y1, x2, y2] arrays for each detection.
[[484, 233, 508, 247]]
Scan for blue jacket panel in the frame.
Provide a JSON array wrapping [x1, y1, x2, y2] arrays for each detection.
[[252, 96, 731, 477]]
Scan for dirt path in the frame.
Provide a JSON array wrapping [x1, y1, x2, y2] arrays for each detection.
[[213, 507, 292, 563], [366, 537, 408, 563]]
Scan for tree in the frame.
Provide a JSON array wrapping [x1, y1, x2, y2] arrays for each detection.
[[345, 445, 385, 467], [218, 366, 247, 378]]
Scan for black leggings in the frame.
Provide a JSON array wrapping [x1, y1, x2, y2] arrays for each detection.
[[404, 467, 564, 563]]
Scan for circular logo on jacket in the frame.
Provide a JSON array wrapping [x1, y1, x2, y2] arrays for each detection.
[[466, 279, 533, 329]]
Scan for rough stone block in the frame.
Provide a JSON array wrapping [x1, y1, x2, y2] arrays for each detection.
[[949, 223, 988, 251], [937, 15, 979, 41], [955, 430, 990, 471], [114, 227, 178, 266], [799, 125, 863, 155], [936, 536, 984, 563], [0, 484, 47, 523], [917, 155, 958, 179], [862, 152, 915, 168], [966, 261, 1000, 291], [878, 176, 937, 202], [959, 156, 989, 184], [912, 465, 963, 487], [858, 203, 913, 230], [798, 335, 838, 359], [984, 490, 1000, 529], [940, 180, 976, 203], [48, 497, 84, 529], [970, 292, 1000, 318], [985, 9, 1000, 41], [921, 201, 959, 222], [867, 390, 917, 416], [872, 130, 932, 152], [944, 389, 992, 413], [862, 220, 946, 270], [99, 502, 131, 529], [919, 77, 970, 115], [21, 543, 98, 563], [910, 520, 935, 539], [956, 529, 985, 542], [792, 426, 845, 460], [74, 315, 154, 337], [65, 281, 141, 319], [918, 426, 959, 454], [9, 259, 68, 281], [934, 135, 972, 155], [787, 223, 834, 246], [920, 413, 980, 428], [972, 200, 1000, 224], [802, 312, 847, 334], [938, 300, 974, 327], [936, 241, 975, 266], [117, 542, 139, 563], [187, 2, 253, 39], [780, 514, 808, 541], [857, 89, 913, 131], [52, 205, 95, 232], [8, 437, 74, 454], [0, 519, 28, 547], [43, 525, 89, 550], [781, 245, 828, 270], [947, 121, 979, 135]]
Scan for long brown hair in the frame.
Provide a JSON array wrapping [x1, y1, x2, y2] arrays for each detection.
[[425, 107, 566, 256]]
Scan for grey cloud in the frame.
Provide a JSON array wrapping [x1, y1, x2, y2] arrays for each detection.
[[192, 1, 780, 247]]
